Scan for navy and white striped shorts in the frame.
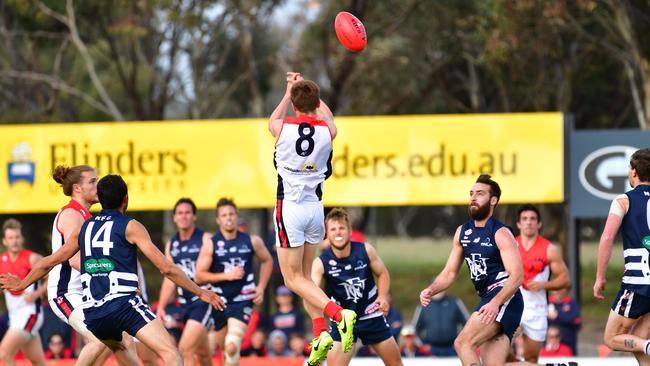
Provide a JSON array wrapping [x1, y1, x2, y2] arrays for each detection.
[[84, 294, 156, 342]]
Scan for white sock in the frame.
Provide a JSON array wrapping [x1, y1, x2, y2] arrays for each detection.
[[644, 340, 650, 355]]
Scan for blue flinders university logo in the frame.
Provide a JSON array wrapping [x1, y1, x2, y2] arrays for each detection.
[[7, 142, 35, 185]]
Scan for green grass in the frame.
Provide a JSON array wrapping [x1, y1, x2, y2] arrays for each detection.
[[373, 237, 624, 323]]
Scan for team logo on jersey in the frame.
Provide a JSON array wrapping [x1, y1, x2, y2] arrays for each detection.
[[480, 238, 493, 247], [464, 229, 472, 236], [302, 162, 318, 172], [339, 277, 366, 303], [465, 253, 487, 281], [7, 143, 35, 185], [83, 258, 115, 273], [329, 259, 337, 266], [643, 236, 650, 251], [179, 258, 196, 278], [473, 237, 481, 243], [222, 258, 246, 273], [579, 145, 637, 200]]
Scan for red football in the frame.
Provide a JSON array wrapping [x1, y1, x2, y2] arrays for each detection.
[[334, 11, 367, 52]]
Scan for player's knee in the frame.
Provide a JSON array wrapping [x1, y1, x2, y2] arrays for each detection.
[[224, 333, 242, 364], [454, 334, 474, 352]]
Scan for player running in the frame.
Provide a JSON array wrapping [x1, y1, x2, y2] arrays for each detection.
[[157, 198, 215, 366], [0, 219, 47, 366], [195, 197, 273, 366], [269, 71, 356, 365], [50, 165, 132, 365], [515, 204, 570, 362], [420, 175, 524, 366], [312, 208, 403, 366], [594, 148, 650, 365], [0, 174, 225, 366]]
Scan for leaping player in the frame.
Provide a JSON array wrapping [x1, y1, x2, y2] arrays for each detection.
[[269, 71, 356, 365]]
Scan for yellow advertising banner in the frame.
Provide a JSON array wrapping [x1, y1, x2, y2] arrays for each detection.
[[0, 113, 563, 213]]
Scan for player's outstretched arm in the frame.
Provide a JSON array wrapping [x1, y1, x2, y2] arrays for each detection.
[[269, 72, 302, 137], [195, 233, 243, 285], [251, 235, 273, 304], [126, 220, 225, 311], [156, 240, 178, 319], [420, 226, 464, 306], [316, 99, 337, 139], [366, 243, 390, 315], [0, 229, 81, 292]]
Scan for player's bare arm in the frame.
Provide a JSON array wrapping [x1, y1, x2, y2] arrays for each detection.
[[251, 234, 273, 304], [58, 208, 85, 270], [478, 227, 523, 325], [269, 72, 303, 137], [527, 244, 570, 292], [420, 226, 464, 307], [23, 252, 48, 303], [316, 99, 337, 139], [125, 220, 225, 311], [194, 233, 243, 285], [311, 257, 325, 288], [366, 242, 390, 315], [0, 229, 81, 292], [156, 239, 177, 319], [594, 195, 628, 299]]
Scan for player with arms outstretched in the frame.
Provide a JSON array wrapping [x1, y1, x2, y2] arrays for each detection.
[[269, 72, 356, 365], [0, 175, 225, 366]]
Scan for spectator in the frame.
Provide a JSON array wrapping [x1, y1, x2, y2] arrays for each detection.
[[385, 298, 404, 342], [548, 287, 581, 355], [44, 333, 73, 359], [269, 286, 305, 339], [267, 329, 292, 357], [539, 326, 573, 357], [414, 285, 469, 356], [39, 302, 73, 352], [241, 329, 267, 357], [288, 332, 309, 357], [399, 325, 431, 357]]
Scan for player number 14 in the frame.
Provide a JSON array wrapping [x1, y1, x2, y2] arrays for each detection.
[[84, 221, 115, 256]]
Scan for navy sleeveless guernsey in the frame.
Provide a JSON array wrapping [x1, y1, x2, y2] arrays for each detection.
[[79, 210, 139, 316], [459, 217, 510, 297], [209, 231, 256, 303], [621, 185, 650, 296], [170, 228, 207, 304], [319, 242, 382, 320]]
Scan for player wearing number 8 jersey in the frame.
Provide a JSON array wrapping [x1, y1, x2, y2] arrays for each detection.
[[594, 148, 650, 364], [269, 72, 356, 366]]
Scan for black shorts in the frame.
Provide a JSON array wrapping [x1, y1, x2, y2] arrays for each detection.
[[84, 294, 155, 342], [611, 288, 650, 319], [476, 288, 523, 342], [181, 300, 214, 327], [212, 301, 253, 331], [330, 314, 392, 346]]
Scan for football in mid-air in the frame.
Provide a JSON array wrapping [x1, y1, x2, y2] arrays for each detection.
[[334, 11, 367, 52]]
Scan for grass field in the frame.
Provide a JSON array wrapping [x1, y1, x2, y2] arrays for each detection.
[[372, 237, 625, 323]]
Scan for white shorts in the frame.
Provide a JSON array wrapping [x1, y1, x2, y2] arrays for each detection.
[[519, 310, 548, 342], [274, 199, 324, 248], [49, 293, 93, 339], [9, 306, 43, 337]]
